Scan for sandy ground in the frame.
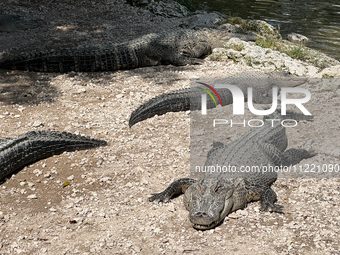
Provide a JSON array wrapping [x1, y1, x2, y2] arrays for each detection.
[[0, 0, 340, 254]]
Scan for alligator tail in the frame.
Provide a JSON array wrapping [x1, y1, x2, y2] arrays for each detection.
[[0, 130, 107, 181], [129, 87, 232, 127]]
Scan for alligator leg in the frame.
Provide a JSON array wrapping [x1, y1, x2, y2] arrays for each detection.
[[181, 41, 212, 58], [148, 178, 196, 202], [258, 142, 316, 167], [168, 54, 205, 66], [259, 187, 284, 213], [282, 148, 317, 166], [168, 41, 212, 66]]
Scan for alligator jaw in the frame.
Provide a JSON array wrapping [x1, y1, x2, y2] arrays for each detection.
[[192, 220, 220, 230]]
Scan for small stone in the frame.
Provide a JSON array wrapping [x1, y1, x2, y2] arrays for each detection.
[[27, 194, 37, 199], [67, 175, 74, 181], [32, 121, 43, 127], [77, 88, 86, 93], [33, 169, 42, 176], [44, 173, 51, 178], [27, 182, 35, 187], [228, 213, 239, 219], [154, 228, 161, 234], [100, 177, 112, 182], [287, 32, 309, 44]]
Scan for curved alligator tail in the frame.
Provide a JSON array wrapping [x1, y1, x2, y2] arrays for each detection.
[[129, 87, 232, 127], [129, 71, 308, 127], [0, 130, 107, 181]]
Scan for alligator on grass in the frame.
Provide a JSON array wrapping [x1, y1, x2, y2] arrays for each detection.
[[0, 130, 107, 182], [0, 29, 255, 72], [149, 112, 316, 230]]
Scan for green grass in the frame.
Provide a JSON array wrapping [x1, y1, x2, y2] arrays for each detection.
[[256, 37, 308, 61], [228, 43, 244, 51]]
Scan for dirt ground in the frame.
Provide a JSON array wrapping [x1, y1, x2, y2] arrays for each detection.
[[0, 1, 340, 254]]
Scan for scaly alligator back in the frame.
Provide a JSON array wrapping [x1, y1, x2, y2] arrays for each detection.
[[0, 41, 149, 72], [0, 30, 213, 72], [0, 130, 107, 181], [0, 29, 257, 72]]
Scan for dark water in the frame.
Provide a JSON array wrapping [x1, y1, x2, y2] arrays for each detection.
[[189, 0, 340, 60]]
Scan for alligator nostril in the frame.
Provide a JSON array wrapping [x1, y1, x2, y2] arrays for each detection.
[[194, 212, 208, 218]]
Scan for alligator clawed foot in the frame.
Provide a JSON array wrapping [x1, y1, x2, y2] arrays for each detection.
[[260, 203, 284, 214], [148, 192, 171, 203]]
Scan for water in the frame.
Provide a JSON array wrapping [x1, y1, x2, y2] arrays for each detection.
[[187, 0, 340, 60]]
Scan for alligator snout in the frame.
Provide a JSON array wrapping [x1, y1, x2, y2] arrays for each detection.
[[193, 212, 208, 218], [189, 210, 220, 230], [190, 211, 211, 223], [189, 210, 220, 228]]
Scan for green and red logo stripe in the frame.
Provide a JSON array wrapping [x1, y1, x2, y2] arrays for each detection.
[[197, 82, 223, 107]]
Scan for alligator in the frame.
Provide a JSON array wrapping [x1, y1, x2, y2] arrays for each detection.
[[148, 112, 316, 230], [129, 71, 308, 127], [0, 12, 41, 32], [0, 29, 255, 72], [0, 130, 107, 182]]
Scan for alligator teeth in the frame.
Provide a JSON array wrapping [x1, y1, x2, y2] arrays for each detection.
[[192, 221, 218, 230]]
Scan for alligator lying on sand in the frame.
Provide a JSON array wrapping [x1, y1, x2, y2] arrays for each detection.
[[149, 112, 316, 230], [0, 29, 255, 72], [129, 71, 308, 127], [0, 130, 107, 182]]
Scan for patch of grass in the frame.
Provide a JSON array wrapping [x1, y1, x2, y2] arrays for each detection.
[[310, 59, 329, 69], [226, 17, 244, 25], [285, 46, 308, 60], [209, 54, 223, 61], [256, 36, 308, 61], [226, 17, 252, 34], [228, 43, 244, 51], [256, 37, 280, 51], [322, 74, 334, 78], [244, 57, 253, 67]]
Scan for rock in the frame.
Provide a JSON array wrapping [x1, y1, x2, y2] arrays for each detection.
[[147, 0, 188, 18], [316, 64, 340, 78], [67, 175, 74, 181], [180, 11, 225, 29], [287, 33, 309, 44], [217, 23, 239, 33], [126, 0, 149, 7], [243, 20, 281, 38]]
